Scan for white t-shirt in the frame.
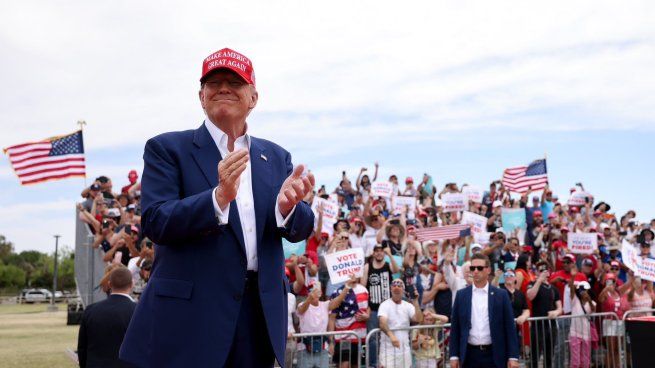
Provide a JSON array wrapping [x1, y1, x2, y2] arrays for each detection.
[[127, 257, 142, 285], [287, 293, 297, 334], [349, 233, 368, 253], [298, 300, 330, 333], [377, 298, 416, 353]]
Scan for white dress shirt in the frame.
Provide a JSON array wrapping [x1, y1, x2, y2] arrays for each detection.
[[205, 120, 294, 271], [468, 282, 492, 345]]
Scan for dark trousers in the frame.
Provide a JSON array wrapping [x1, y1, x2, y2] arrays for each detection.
[[224, 272, 275, 368], [463, 345, 495, 368], [530, 319, 557, 368]]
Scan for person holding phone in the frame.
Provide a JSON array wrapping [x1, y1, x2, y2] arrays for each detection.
[[597, 272, 628, 367], [378, 278, 423, 368], [526, 261, 562, 368]]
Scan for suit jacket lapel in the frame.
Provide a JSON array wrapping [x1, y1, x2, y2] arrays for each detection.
[[191, 124, 246, 256], [249, 138, 272, 248], [488, 285, 496, 330]]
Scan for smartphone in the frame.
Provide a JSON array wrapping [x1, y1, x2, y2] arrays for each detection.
[[102, 219, 110, 229], [125, 226, 132, 235]]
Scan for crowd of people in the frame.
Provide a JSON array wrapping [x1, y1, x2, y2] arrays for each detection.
[[77, 166, 655, 368]]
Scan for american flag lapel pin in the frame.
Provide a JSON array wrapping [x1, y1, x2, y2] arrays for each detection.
[[260, 153, 267, 162]]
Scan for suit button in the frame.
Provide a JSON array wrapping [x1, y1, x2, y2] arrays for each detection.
[[233, 294, 242, 301]]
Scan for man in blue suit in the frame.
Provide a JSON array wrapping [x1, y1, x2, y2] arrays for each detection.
[[449, 253, 520, 368], [119, 48, 315, 367]]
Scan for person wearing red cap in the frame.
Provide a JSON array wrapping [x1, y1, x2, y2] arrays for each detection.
[[549, 254, 587, 314], [121, 170, 139, 194], [120, 48, 315, 368], [402, 177, 416, 197]]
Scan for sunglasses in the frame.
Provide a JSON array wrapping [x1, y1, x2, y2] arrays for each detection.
[[391, 282, 404, 288], [469, 266, 486, 272], [538, 267, 549, 272], [563, 260, 573, 264], [610, 267, 620, 271]]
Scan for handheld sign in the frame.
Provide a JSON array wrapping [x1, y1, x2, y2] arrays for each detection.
[[501, 208, 527, 233], [461, 211, 488, 233], [311, 197, 340, 235], [324, 248, 365, 284], [568, 232, 597, 254], [393, 196, 416, 214], [370, 181, 394, 198], [473, 231, 492, 246], [621, 240, 655, 282], [568, 191, 592, 207], [463, 186, 483, 203], [442, 193, 467, 213]]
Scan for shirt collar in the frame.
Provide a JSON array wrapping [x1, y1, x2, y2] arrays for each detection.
[[204, 120, 251, 156], [474, 282, 489, 293], [111, 292, 135, 302]]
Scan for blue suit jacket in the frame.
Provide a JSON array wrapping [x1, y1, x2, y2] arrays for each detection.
[[449, 284, 520, 368], [119, 124, 314, 367]]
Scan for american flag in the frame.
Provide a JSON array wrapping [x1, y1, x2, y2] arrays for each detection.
[[502, 158, 548, 193], [330, 284, 368, 342], [414, 224, 471, 242], [3, 131, 86, 185]]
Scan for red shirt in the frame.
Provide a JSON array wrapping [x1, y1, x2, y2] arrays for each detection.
[[549, 270, 586, 301]]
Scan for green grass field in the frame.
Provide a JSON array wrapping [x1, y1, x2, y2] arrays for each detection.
[[0, 303, 78, 367]]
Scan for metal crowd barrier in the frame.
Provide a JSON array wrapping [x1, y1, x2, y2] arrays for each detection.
[[286, 330, 362, 368], [522, 312, 620, 368], [283, 310, 650, 368], [365, 323, 451, 368], [622, 307, 655, 368]]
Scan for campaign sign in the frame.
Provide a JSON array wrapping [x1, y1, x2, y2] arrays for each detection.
[[501, 208, 527, 233], [622, 240, 640, 273], [442, 193, 467, 213], [568, 232, 597, 254], [463, 186, 483, 203], [283, 238, 307, 259], [370, 181, 394, 198], [461, 211, 488, 233], [393, 196, 416, 214], [639, 258, 655, 282], [473, 231, 492, 246], [311, 197, 340, 235], [568, 191, 592, 207], [324, 248, 365, 284]]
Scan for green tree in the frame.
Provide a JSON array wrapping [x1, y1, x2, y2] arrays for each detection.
[[0, 235, 13, 263], [0, 264, 26, 288]]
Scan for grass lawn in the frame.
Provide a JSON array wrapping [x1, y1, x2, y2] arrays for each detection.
[[0, 303, 78, 368]]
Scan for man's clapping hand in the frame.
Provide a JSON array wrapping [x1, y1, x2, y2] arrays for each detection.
[[278, 164, 315, 217], [215, 149, 249, 210]]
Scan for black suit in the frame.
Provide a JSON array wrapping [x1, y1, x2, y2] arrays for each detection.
[[78, 294, 136, 368]]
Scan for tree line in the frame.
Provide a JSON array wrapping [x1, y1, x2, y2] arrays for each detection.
[[0, 234, 75, 293]]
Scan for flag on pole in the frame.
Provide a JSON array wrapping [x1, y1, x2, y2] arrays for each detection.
[[414, 224, 471, 242], [3, 130, 86, 185], [502, 158, 548, 193]]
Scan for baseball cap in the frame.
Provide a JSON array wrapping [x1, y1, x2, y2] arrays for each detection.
[[610, 260, 620, 268], [582, 258, 594, 267], [90, 183, 101, 191], [471, 243, 483, 250], [533, 210, 543, 217], [200, 48, 256, 86], [405, 177, 413, 184], [575, 281, 591, 290], [548, 212, 557, 219], [128, 170, 138, 178], [564, 254, 576, 262]]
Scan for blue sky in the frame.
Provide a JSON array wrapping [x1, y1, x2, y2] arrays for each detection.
[[1, 1, 653, 253]]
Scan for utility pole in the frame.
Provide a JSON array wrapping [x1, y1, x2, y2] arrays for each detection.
[[47, 235, 61, 312]]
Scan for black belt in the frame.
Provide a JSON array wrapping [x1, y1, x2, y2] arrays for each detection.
[[467, 343, 492, 351]]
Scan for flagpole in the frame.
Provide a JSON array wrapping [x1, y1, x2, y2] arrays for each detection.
[[77, 120, 87, 187]]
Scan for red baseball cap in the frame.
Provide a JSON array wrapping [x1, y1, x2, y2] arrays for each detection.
[[128, 170, 138, 179], [564, 254, 576, 262], [610, 260, 620, 268], [405, 177, 414, 184], [533, 210, 543, 217], [200, 48, 256, 86]]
